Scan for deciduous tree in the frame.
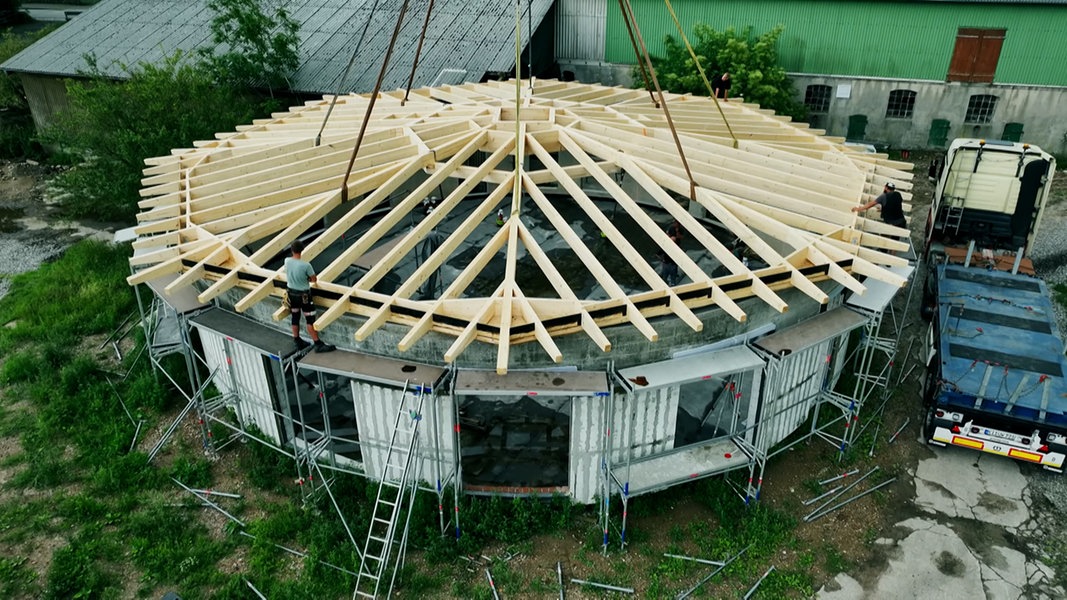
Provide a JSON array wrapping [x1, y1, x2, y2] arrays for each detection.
[[45, 53, 266, 219], [43, 0, 301, 220], [200, 0, 300, 93], [646, 24, 806, 120]]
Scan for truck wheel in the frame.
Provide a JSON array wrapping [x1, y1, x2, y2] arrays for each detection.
[[920, 302, 935, 321], [922, 404, 936, 442]]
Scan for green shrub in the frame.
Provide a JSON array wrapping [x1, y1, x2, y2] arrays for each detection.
[[239, 432, 295, 492], [124, 504, 228, 589], [0, 555, 38, 598], [0, 348, 39, 383], [646, 24, 806, 120], [168, 455, 213, 489], [89, 452, 163, 495]]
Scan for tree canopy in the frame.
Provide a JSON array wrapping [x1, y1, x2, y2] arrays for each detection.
[[43, 0, 300, 221], [646, 24, 806, 121], [200, 0, 300, 93]]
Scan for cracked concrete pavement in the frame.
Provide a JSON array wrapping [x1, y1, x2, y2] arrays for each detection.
[[819, 443, 1065, 599]]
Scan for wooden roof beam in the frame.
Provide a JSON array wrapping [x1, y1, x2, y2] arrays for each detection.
[[350, 151, 516, 339], [813, 240, 909, 288], [305, 157, 440, 263], [402, 225, 511, 353], [554, 131, 743, 324], [522, 172, 658, 341], [617, 157, 788, 313], [515, 221, 611, 352], [513, 286, 564, 364], [318, 130, 489, 282]]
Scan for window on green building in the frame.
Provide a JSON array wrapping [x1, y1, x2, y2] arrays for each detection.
[[965, 94, 998, 124], [804, 84, 832, 113], [885, 90, 916, 119]]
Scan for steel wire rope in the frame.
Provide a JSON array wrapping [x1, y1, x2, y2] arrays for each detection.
[[314, 0, 386, 147], [511, 0, 524, 219], [616, 0, 657, 105], [661, 0, 738, 147], [338, 0, 414, 203], [617, 0, 698, 201], [401, 0, 437, 106]]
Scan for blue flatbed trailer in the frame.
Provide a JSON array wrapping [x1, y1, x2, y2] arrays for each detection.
[[923, 263, 1067, 470]]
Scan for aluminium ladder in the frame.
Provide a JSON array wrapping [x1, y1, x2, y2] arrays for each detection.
[[354, 382, 427, 599]]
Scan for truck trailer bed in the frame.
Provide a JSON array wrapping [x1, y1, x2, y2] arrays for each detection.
[[935, 263, 1067, 427]]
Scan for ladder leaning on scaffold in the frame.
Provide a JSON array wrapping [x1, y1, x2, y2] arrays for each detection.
[[353, 380, 427, 599]]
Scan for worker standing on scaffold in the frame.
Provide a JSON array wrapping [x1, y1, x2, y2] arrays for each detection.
[[285, 240, 336, 353]]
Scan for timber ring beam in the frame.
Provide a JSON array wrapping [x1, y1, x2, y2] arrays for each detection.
[[127, 79, 913, 373]]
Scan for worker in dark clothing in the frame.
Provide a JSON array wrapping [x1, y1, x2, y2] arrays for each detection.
[[712, 72, 731, 99], [852, 182, 907, 228], [658, 236, 680, 286]]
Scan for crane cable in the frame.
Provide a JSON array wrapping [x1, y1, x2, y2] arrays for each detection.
[[616, 0, 657, 106], [338, 0, 413, 203], [662, 0, 738, 148], [314, 0, 385, 147], [617, 0, 697, 202], [401, 0, 438, 106], [511, 0, 524, 218]]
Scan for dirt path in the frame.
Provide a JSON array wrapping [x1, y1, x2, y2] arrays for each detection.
[[0, 160, 114, 301]]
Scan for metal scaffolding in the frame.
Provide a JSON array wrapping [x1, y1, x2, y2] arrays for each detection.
[[598, 258, 916, 552]]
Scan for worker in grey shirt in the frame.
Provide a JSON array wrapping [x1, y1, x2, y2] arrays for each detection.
[[285, 240, 335, 353]]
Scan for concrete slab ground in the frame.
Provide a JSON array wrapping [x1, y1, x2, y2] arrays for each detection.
[[818, 442, 1065, 600]]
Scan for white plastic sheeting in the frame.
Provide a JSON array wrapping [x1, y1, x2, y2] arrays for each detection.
[[195, 327, 281, 443], [752, 308, 867, 453], [353, 381, 455, 489], [608, 346, 766, 497]]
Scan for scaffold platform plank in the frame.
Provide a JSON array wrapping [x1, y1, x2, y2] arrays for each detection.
[[618, 346, 763, 390], [847, 264, 915, 313], [621, 438, 750, 497], [146, 272, 210, 315], [299, 349, 446, 389], [190, 308, 298, 358], [455, 370, 608, 396], [753, 307, 867, 357]]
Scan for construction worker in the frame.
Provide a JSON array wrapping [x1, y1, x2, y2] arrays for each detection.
[[285, 240, 336, 353], [852, 182, 907, 229], [712, 72, 731, 99]]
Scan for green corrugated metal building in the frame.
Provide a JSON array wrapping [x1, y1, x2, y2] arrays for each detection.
[[604, 0, 1067, 85], [558, 0, 1067, 152]]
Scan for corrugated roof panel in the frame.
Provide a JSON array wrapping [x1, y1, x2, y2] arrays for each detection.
[[2, 0, 554, 93]]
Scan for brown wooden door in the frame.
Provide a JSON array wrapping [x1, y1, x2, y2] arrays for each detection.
[[947, 28, 1006, 83]]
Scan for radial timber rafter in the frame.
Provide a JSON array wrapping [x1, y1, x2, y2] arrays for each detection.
[[128, 80, 913, 372]]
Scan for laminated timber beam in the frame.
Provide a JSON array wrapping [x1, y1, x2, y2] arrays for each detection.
[[127, 79, 914, 371]]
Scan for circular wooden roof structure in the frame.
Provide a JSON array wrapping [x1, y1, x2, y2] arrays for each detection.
[[128, 79, 913, 373]]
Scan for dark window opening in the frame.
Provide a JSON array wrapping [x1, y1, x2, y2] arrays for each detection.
[[965, 94, 998, 124], [948, 28, 1006, 83], [458, 395, 570, 488], [272, 361, 361, 463], [674, 372, 754, 449], [804, 84, 832, 114], [885, 89, 916, 119]]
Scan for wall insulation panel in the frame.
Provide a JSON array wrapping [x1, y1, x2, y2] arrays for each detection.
[[752, 307, 867, 453], [193, 325, 281, 444], [353, 381, 452, 488]]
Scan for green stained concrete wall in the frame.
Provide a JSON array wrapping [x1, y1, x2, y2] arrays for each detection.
[[606, 0, 1067, 85]]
